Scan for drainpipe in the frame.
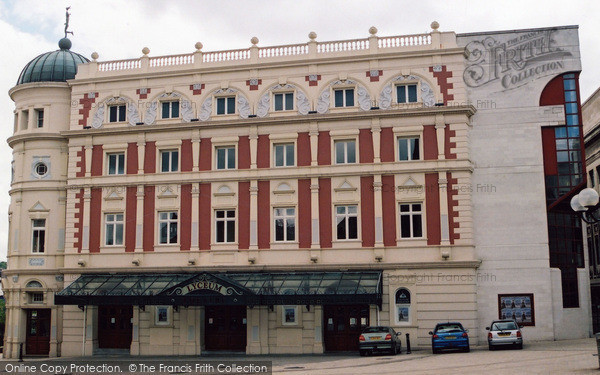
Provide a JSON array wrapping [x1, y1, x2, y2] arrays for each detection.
[[82, 306, 87, 356], [376, 307, 380, 325]]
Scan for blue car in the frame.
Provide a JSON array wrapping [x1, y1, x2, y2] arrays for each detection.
[[429, 322, 470, 353]]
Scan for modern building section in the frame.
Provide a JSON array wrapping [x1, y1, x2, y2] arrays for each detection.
[[1, 22, 591, 357]]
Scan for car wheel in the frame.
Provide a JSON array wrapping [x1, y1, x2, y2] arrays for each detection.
[[390, 343, 396, 355], [464, 345, 470, 353], [359, 350, 366, 356], [488, 345, 494, 351], [433, 347, 439, 354], [516, 343, 523, 350]]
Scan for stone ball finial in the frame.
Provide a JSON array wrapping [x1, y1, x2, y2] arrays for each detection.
[[369, 26, 378, 36], [308, 31, 317, 41], [195, 42, 203, 51], [58, 37, 72, 50], [251, 37, 259, 46], [142, 47, 150, 56], [91, 52, 99, 61], [431, 21, 440, 30]]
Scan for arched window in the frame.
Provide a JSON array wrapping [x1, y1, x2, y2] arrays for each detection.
[[26, 280, 43, 288], [395, 288, 411, 324]]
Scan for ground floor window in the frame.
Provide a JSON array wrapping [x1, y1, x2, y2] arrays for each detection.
[[395, 288, 411, 324]]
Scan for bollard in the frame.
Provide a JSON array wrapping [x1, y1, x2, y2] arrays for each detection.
[[405, 333, 411, 354], [18, 343, 23, 362]]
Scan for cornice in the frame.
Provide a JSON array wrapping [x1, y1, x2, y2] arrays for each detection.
[[7, 133, 67, 148], [63, 105, 476, 138]]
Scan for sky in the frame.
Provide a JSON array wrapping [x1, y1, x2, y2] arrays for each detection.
[[0, 0, 599, 261]]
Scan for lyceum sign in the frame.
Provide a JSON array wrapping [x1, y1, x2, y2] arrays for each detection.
[[464, 29, 572, 89]]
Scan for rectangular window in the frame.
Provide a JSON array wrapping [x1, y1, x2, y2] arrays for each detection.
[[274, 207, 296, 242], [29, 292, 44, 304], [399, 203, 423, 238], [398, 137, 420, 161], [32, 219, 46, 253], [217, 96, 236, 115], [109, 105, 126, 122], [161, 150, 179, 172], [336, 205, 358, 240], [161, 101, 180, 119], [274, 143, 295, 167], [36, 109, 44, 128], [105, 213, 124, 246], [216, 147, 236, 170], [334, 88, 354, 107], [107, 153, 125, 175], [282, 306, 298, 325], [334, 140, 356, 164], [274, 93, 294, 111], [397, 84, 418, 103], [215, 210, 235, 243], [159, 211, 178, 244]]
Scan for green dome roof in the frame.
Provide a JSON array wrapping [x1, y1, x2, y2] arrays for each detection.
[[17, 38, 89, 85]]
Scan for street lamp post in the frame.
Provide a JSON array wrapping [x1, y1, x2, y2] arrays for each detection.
[[571, 188, 600, 223]]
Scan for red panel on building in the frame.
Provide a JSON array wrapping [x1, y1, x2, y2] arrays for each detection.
[[91, 145, 103, 176], [199, 138, 212, 171], [199, 183, 211, 250], [542, 127, 558, 175], [258, 180, 270, 249], [447, 172, 460, 243], [359, 129, 374, 164], [89, 188, 102, 253], [360, 176, 375, 247], [540, 75, 565, 106], [380, 127, 395, 162], [298, 179, 311, 248], [257, 135, 270, 168], [74, 189, 84, 253], [143, 185, 155, 252], [425, 173, 441, 245], [238, 136, 251, 170], [144, 141, 156, 174], [181, 139, 193, 172], [318, 131, 331, 166], [423, 125, 438, 160], [382, 175, 397, 246], [444, 125, 457, 160], [125, 187, 137, 252], [127, 143, 138, 175], [319, 178, 332, 248], [76, 146, 85, 177], [180, 184, 192, 251], [238, 181, 250, 250], [297, 132, 311, 167]]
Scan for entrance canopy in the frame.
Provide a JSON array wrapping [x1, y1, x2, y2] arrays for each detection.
[[55, 271, 382, 307]]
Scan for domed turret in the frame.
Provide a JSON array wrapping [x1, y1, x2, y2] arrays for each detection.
[[16, 38, 89, 85]]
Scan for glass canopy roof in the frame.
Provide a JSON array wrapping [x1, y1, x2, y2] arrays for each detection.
[[55, 271, 382, 307]]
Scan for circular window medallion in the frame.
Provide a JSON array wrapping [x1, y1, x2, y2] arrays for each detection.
[[35, 162, 48, 177]]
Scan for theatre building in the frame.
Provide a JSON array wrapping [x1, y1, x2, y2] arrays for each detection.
[[2, 22, 591, 357]]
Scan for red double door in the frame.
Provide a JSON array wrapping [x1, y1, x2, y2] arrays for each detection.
[[205, 306, 247, 351], [324, 305, 370, 352], [26, 309, 51, 355]]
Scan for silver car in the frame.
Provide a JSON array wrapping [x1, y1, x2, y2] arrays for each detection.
[[358, 326, 401, 356], [486, 319, 523, 350]]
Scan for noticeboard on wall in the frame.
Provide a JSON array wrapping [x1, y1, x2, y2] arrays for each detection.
[[498, 294, 535, 326]]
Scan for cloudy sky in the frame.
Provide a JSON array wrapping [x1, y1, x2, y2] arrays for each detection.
[[0, 0, 599, 260]]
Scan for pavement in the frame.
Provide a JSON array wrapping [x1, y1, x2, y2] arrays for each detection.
[[1, 338, 598, 374]]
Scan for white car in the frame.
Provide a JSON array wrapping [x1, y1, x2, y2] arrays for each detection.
[[486, 319, 523, 350]]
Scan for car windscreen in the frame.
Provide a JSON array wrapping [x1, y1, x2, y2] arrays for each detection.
[[435, 324, 463, 333], [491, 322, 518, 331], [363, 327, 388, 333]]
